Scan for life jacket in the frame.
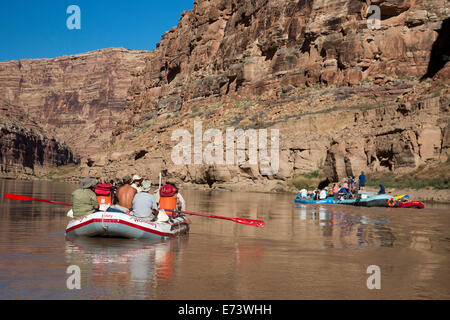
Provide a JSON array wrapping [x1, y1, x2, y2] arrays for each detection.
[[94, 184, 113, 206], [159, 184, 178, 215]]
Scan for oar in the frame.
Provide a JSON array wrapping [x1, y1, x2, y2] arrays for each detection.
[[5, 193, 265, 227], [165, 209, 264, 228], [4, 193, 72, 206]]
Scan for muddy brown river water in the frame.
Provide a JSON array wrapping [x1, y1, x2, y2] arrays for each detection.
[[0, 179, 449, 299]]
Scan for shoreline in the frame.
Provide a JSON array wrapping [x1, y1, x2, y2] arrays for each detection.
[[182, 182, 450, 204], [2, 175, 449, 204]]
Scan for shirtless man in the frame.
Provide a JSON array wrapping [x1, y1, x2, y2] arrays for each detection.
[[116, 175, 137, 209]]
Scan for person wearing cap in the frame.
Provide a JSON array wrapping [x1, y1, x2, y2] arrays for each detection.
[[131, 175, 143, 193], [155, 181, 186, 213], [132, 180, 158, 219], [116, 175, 137, 210], [71, 178, 99, 218]]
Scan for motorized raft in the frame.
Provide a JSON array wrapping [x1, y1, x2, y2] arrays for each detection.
[[65, 211, 190, 240]]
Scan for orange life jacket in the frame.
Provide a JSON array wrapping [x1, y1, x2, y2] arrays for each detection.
[[97, 195, 112, 206], [159, 195, 178, 216]]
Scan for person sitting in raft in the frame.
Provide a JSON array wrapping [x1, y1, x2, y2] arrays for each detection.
[[299, 188, 308, 198], [342, 181, 349, 192], [332, 184, 339, 198], [132, 180, 159, 220], [156, 182, 186, 214], [71, 178, 99, 218], [351, 176, 356, 193], [131, 175, 144, 193], [349, 176, 357, 195], [116, 175, 137, 210], [319, 188, 327, 200], [313, 190, 320, 200], [378, 184, 386, 195], [328, 187, 334, 198], [338, 185, 351, 200]]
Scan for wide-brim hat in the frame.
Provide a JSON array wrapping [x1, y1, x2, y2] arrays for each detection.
[[132, 174, 143, 182], [142, 180, 152, 192], [80, 177, 97, 189]]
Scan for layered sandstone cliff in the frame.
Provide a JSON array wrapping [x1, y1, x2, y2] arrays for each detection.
[[0, 48, 149, 159], [122, 0, 448, 117], [101, 0, 448, 190], [0, 100, 77, 176]]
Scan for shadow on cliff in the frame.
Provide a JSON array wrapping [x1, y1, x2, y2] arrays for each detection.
[[421, 17, 449, 80]]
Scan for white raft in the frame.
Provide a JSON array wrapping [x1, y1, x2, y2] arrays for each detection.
[[65, 211, 190, 240]]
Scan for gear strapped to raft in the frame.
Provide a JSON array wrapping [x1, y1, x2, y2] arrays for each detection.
[[94, 184, 114, 206], [159, 184, 179, 216]]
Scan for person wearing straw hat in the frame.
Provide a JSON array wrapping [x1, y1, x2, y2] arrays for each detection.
[[131, 174, 144, 193], [71, 177, 99, 218], [132, 180, 158, 219]]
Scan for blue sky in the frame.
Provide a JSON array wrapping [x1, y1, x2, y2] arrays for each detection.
[[0, 0, 194, 61]]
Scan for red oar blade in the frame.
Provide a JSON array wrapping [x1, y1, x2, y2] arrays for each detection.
[[233, 218, 265, 228], [4, 193, 72, 206], [4, 193, 35, 201], [170, 209, 265, 228]]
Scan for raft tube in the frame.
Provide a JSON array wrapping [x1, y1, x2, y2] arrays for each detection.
[[294, 195, 336, 204], [398, 200, 425, 209], [66, 211, 190, 239], [339, 195, 425, 208], [337, 194, 399, 207]]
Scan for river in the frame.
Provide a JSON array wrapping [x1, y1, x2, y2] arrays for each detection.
[[0, 179, 449, 299]]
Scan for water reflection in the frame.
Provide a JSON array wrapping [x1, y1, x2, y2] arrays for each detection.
[[65, 236, 188, 299], [234, 242, 264, 265], [294, 204, 395, 248]]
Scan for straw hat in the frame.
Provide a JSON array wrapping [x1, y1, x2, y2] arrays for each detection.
[[142, 180, 152, 192], [132, 174, 143, 182]]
